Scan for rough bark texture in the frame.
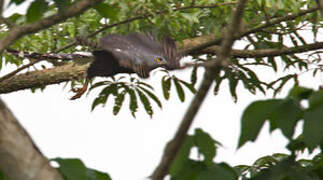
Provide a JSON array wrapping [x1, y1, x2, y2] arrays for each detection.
[[0, 98, 63, 180], [0, 63, 89, 94]]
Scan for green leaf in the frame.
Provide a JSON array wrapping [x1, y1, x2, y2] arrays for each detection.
[[9, 0, 25, 5], [239, 99, 282, 148], [136, 89, 153, 117], [303, 104, 323, 151], [89, 81, 112, 92], [288, 86, 314, 101], [270, 74, 296, 97], [127, 87, 138, 117], [173, 77, 185, 102], [162, 76, 171, 100], [7, 13, 23, 24], [137, 81, 154, 90], [26, 0, 49, 22], [171, 160, 206, 180], [268, 56, 277, 72], [91, 84, 117, 111], [86, 168, 111, 180], [169, 136, 194, 176], [214, 75, 224, 95], [94, 3, 118, 21], [178, 79, 197, 94], [53, 158, 87, 180], [197, 163, 237, 180], [193, 129, 217, 164], [191, 66, 198, 86], [91, 96, 107, 111], [228, 72, 239, 102], [243, 67, 266, 95], [113, 91, 126, 115], [137, 86, 162, 108], [308, 91, 323, 110], [270, 99, 302, 139]]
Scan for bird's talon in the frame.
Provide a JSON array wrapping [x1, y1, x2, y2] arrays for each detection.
[[70, 80, 89, 100]]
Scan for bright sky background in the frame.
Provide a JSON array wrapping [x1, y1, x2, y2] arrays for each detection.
[[1, 2, 323, 179]]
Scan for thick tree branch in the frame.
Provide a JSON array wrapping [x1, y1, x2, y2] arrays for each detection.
[[150, 0, 248, 179], [0, 0, 104, 52], [0, 63, 89, 94], [0, 98, 63, 180]]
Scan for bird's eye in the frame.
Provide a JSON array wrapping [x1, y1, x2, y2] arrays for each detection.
[[156, 57, 162, 63]]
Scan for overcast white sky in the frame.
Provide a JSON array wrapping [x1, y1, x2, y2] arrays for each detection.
[[1, 2, 323, 180]]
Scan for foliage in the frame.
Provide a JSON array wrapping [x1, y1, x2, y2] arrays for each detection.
[[168, 128, 237, 180], [52, 158, 111, 180]]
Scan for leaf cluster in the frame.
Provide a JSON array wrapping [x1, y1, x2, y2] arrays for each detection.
[[168, 128, 237, 180], [239, 86, 323, 154], [52, 158, 111, 180]]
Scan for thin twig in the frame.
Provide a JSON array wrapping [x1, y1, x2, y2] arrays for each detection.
[[150, 0, 248, 179], [6, 48, 90, 60]]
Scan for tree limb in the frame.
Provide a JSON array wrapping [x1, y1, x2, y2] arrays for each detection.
[[150, 0, 248, 179], [0, 63, 89, 94], [0, 98, 63, 180], [0, 0, 104, 52]]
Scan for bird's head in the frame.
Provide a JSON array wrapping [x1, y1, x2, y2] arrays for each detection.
[[155, 56, 168, 66]]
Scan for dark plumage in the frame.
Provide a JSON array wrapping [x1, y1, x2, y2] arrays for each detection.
[[70, 32, 180, 100]]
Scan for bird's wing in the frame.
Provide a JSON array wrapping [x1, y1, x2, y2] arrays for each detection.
[[99, 34, 152, 78], [99, 33, 180, 78], [162, 35, 180, 69], [125, 33, 181, 69]]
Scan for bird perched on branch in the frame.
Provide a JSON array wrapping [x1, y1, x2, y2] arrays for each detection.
[[70, 32, 181, 100]]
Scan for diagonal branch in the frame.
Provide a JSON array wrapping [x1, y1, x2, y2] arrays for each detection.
[[150, 0, 248, 179], [0, 0, 104, 52]]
